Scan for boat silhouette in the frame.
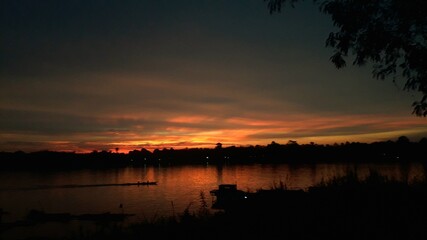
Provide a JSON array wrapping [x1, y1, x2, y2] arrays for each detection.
[[210, 184, 249, 209]]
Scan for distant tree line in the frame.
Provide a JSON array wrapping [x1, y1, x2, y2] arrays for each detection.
[[0, 137, 426, 170]]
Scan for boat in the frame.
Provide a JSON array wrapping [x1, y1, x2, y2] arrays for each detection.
[[136, 181, 157, 186], [209, 184, 249, 209], [28, 181, 158, 190]]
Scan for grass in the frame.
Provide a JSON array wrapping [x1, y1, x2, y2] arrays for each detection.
[[6, 171, 427, 240]]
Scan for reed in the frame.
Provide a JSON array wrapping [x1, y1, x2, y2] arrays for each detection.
[[40, 171, 427, 240]]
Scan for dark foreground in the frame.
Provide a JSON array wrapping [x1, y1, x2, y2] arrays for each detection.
[[2, 172, 427, 240]]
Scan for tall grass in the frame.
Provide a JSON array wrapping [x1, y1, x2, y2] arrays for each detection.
[[58, 172, 427, 239]]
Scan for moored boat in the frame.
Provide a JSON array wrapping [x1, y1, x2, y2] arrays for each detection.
[[210, 184, 248, 209]]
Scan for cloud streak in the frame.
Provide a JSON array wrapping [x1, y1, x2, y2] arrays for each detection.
[[1, 106, 426, 152], [1, 1, 425, 153]]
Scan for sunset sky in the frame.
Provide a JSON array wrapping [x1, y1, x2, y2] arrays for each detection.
[[1, 0, 426, 153]]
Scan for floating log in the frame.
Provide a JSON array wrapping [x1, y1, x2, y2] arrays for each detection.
[[26, 210, 135, 222]]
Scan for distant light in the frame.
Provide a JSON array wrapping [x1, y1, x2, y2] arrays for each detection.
[[244, 196, 247, 199], [206, 156, 209, 159]]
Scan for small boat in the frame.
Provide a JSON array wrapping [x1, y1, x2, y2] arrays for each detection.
[[210, 184, 248, 209], [26, 181, 159, 190], [136, 181, 157, 186]]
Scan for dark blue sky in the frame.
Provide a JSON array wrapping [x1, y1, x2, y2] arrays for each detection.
[[1, 0, 425, 152]]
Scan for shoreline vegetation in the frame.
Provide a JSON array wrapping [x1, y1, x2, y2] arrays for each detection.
[[84, 172, 427, 240], [4, 171, 424, 240], [1, 137, 426, 170]]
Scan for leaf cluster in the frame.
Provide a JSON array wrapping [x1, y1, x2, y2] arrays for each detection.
[[266, 0, 427, 116]]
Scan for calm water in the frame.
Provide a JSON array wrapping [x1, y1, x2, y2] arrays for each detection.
[[0, 162, 425, 238]]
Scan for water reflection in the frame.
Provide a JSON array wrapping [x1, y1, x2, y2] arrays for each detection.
[[0, 162, 425, 224]]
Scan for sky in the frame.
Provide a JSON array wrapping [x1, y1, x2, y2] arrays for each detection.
[[1, 0, 426, 153]]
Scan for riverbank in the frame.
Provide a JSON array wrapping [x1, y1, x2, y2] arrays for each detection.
[[16, 171, 424, 240]]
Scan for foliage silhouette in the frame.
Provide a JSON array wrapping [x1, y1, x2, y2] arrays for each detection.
[[265, 0, 427, 116], [0, 136, 425, 170], [20, 171, 426, 240]]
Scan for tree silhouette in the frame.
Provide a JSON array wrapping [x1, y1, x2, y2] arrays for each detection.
[[397, 135, 410, 144], [265, 0, 427, 116]]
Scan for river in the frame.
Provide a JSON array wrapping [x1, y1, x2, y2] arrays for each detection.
[[0, 162, 425, 239]]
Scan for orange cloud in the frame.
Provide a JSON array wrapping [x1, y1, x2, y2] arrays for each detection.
[[168, 115, 216, 124], [1, 110, 426, 153]]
